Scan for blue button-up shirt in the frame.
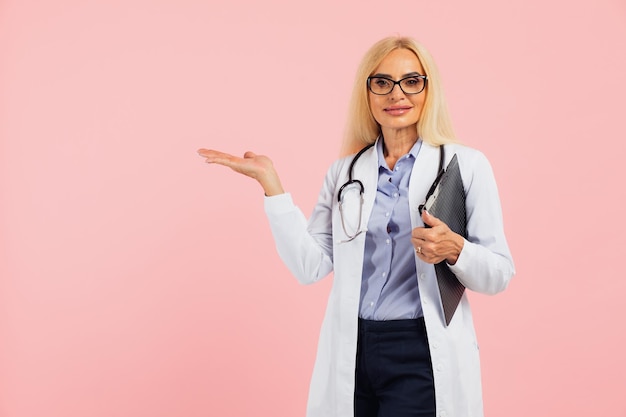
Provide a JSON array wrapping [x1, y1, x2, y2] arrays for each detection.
[[359, 138, 423, 320]]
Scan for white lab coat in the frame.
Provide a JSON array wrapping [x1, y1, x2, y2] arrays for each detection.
[[264, 139, 514, 417]]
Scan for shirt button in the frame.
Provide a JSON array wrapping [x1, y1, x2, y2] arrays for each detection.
[[382, 272, 387, 278], [370, 301, 374, 307], [392, 192, 398, 198], [419, 273, 425, 280], [385, 239, 390, 245], [385, 212, 390, 217]]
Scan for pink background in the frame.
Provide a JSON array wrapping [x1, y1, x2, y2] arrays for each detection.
[[2, 0, 625, 416]]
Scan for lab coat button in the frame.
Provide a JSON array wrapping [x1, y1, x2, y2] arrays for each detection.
[[439, 411, 447, 417], [436, 363, 443, 372], [432, 342, 439, 349]]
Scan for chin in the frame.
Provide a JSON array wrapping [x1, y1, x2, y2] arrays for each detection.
[[381, 120, 419, 130]]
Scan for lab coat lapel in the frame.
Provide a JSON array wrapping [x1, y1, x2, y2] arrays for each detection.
[[351, 142, 379, 228], [409, 142, 442, 226], [350, 140, 443, 228]]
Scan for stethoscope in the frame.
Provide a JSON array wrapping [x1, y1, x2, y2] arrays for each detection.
[[337, 141, 445, 242], [337, 143, 374, 242]]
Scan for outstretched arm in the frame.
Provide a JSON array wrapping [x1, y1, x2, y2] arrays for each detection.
[[198, 148, 335, 284]]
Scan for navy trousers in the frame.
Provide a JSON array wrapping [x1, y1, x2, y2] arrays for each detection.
[[354, 318, 436, 417]]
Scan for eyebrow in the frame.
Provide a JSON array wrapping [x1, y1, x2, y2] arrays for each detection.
[[371, 71, 424, 78]]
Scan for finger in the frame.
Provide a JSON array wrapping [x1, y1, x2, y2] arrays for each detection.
[[421, 209, 442, 227], [411, 237, 426, 252], [197, 148, 214, 157], [414, 245, 437, 263], [197, 149, 232, 161], [411, 227, 429, 242], [199, 151, 243, 169]]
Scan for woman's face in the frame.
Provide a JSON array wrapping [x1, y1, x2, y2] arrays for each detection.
[[368, 48, 426, 138]]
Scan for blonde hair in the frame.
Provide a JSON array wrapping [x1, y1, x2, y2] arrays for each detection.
[[341, 36, 458, 156]]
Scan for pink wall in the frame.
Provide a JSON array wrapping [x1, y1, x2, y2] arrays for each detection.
[[2, 0, 625, 416]]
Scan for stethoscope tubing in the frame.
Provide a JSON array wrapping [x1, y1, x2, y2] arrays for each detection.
[[336, 140, 446, 241]]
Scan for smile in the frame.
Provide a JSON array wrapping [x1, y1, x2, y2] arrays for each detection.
[[384, 106, 412, 115]]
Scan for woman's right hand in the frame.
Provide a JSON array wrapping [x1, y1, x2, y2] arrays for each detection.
[[197, 149, 285, 196]]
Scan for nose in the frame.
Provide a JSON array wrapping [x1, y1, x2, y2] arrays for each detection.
[[388, 83, 406, 100]]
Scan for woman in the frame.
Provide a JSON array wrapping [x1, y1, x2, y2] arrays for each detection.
[[198, 36, 514, 417]]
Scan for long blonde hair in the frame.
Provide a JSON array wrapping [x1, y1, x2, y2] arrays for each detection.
[[341, 36, 458, 156]]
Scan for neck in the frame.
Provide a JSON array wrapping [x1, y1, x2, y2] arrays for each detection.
[[381, 127, 418, 163]]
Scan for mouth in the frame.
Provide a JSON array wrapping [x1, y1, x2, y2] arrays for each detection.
[[384, 106, 413, 115]]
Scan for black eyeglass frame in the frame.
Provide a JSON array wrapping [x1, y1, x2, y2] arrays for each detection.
[[366, 75, 428, 95]]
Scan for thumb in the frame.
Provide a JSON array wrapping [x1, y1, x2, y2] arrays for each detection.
[[422, 209, 442, 227], [243, 151, 257, 159]]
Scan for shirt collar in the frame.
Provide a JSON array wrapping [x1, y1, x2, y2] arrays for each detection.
[[375, 136, 422, 170]]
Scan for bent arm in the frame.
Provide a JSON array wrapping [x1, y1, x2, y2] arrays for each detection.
[[198, 148, 337, 285], [449, 150, 515, 295]]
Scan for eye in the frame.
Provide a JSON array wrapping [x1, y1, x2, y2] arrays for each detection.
[[373, 78, 392, 87], [403, 77, 420, 86]]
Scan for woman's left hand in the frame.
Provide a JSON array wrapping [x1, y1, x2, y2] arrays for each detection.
[[412, 210, 465, 265]]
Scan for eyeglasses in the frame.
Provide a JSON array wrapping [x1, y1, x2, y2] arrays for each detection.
[[367, 75, 428, 95]]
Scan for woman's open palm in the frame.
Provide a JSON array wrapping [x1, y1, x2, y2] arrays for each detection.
[[197, 149, 284, 196]]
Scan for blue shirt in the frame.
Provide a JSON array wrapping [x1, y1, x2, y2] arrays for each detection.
[[359, 139, 423, 320]]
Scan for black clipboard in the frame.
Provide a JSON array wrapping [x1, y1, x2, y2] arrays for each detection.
[[419, 148, 467, 326]]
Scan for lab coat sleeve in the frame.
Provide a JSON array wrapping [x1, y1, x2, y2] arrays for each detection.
[[448, 149, 515, 295], [263, 162, 339, 285]]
